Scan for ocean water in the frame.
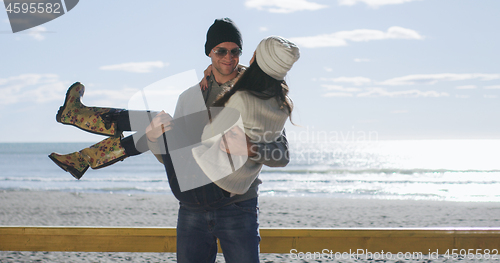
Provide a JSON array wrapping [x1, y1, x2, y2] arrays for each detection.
[[1, 140, 499, 202]]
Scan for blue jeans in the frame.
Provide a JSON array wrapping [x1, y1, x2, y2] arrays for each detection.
[[176, 197, 260, 263]]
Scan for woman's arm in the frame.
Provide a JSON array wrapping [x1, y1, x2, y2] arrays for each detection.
[[218, 127, 290, 167], [199, 65, 212, 91], [249, 129, 289, 167]]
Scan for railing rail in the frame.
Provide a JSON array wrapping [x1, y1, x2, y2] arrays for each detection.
[[1, 227, 499, 254]]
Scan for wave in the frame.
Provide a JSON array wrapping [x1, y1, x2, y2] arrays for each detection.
[[4, 176, 498, 185], [259, 188, 444, 196], [0, 186, 171, 193], [260, 168, 500, 175], [261, 178, 500, 185], [0, 177, 167, 183]]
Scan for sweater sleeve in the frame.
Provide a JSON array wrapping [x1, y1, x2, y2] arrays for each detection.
[[147, 138, 164, 164], [249, 128, 290, 167], [147, 86, 191, 165]]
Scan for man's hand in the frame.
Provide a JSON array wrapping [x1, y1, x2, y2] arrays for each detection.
[[146, 111, 173, 142], [219, 126, 257, 157]]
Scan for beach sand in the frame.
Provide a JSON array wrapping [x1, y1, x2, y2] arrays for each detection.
[[1, 191, 499, 262]]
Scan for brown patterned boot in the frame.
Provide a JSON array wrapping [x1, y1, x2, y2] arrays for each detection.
[[48, 152, 90, 180], [49, 137, 128, 180], [56, 82, 124, 136]]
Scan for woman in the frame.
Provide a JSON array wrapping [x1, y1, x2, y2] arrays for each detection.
[[193, 36, 299, 195]]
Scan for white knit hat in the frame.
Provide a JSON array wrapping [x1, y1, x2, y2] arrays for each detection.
[[255, 36, 300, 80]]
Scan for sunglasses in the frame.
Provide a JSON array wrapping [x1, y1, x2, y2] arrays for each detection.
[[212, 47, 242, 58]]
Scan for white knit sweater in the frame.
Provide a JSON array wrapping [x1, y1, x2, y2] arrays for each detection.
[[192, 91, 289, 194]]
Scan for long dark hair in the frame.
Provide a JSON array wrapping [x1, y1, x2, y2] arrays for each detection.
[[213, 61, 294, 122]]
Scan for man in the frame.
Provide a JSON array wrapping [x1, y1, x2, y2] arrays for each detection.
[[146, 18, 289, 263]]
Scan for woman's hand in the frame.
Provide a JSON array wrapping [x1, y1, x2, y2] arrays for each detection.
[[199, 65, 212, 91], [146, 111, 173, 142], [219, 126, 257, 157]]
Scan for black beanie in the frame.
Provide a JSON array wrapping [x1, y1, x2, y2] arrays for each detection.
[[205, 18, 243, 56]]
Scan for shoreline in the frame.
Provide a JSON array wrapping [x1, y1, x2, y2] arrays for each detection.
[[1, 190, 499, 228]]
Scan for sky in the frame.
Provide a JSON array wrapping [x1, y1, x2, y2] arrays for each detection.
[[1, 0, 499, 142]]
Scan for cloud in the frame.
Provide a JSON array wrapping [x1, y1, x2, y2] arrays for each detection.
[[0, 74, 67, 105], [320, 76, 372, 86], [338, 0, 420, 8], [455, 95, 470, 99], [259, 27, 269, 32], [357, 87, 450, 98], [0, 74, 159, 106], [379, 73, 500, 86], [484, 85, 500, 89], [245, 0, 328, 13], [455, 85, 477, 90], [354, 58, 370, 62], [319, 73, 500, 98], [27, 26, 47, 41], [320, 83, 449, 98], [99, 61, 168, 73], [484, 95, 497, 99], [324, 67, 333, 72], [84, 88, 141, 102], [323, 92, 354, 97], [322, 84, 362, 92], [290, 26, 423, 48]]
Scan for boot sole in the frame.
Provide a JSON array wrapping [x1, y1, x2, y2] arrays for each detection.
[[48, 153, 89, 180]]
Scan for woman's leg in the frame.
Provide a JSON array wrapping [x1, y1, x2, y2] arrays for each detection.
[[49, 137, 127, 180], [114, 110, 158, 155], [49, 135, 144, 180], [56, 82, 158, 135], [56, 82, 126, 136], [51, 82, 159, 178]]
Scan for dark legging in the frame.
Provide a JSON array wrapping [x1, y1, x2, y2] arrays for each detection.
[[113, 110, 158, 157]]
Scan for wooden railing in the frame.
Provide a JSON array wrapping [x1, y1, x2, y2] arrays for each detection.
[[1, 227, 499, 255]]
